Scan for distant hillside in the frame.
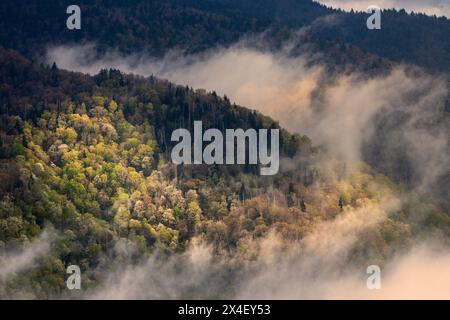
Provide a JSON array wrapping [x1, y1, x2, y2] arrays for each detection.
[[0, 1, 449, 73]]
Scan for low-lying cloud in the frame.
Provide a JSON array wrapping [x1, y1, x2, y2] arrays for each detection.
[[85, 199, 450, 300], [0, 231, 52, 281]]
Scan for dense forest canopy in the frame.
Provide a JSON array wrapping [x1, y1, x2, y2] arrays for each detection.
[[0, 46, 448, 298], [0, 1, 449, 299]]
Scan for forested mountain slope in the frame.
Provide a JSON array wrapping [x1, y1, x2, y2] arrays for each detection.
[[0, 0, 449, 299], [0, 47, 448, 298]]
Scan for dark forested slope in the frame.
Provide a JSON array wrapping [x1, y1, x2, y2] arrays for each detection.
[[0, 0, 449, 73]]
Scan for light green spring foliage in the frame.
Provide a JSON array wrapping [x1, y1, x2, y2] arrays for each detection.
[[0, 93, 448, 298]]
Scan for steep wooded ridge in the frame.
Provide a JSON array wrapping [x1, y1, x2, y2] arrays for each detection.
[[0, 47, 448, 298], [0, 0, 449, 73]]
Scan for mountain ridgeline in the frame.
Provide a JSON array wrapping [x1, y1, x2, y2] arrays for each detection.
[[0, 0, 449, 73]]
